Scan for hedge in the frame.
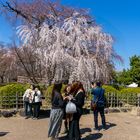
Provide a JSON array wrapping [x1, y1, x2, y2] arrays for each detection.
[[103, 85, 119, 93], [120, 87, 140, 94], [0, 83, 29, 108], [0, 83, 29, 96]]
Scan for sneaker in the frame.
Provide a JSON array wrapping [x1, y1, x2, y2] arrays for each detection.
[[102, 127, 107, 131], [25, 116, 29, 119], [93, 128, 99, 132]]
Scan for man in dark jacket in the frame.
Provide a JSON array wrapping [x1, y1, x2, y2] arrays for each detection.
[[91, 81, 106, 130]]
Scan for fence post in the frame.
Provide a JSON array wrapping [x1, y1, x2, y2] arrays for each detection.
[[127, 93, 129, 105], [16, 93, 18, 111], [2, 94, 3, 109], [0, 94, 2, 108], [138, 94, 140, 107], [117, 93, 119, 107], [111, 93, 113, 108]]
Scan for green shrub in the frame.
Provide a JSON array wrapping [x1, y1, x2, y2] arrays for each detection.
[[103, 85, 119, 93], [0, 83, 29, 108], [118, 85, 125, 91], [120, 87, 140, 94], [112, 84, 126, 91], [118, 88, 140, 105], [0, 83, 29, 96]]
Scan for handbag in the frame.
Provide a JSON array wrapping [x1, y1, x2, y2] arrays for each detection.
[[66, 101, 77, 114], [90, 88, 102, 111], [23, 96, 29, 102], [91, 99, 98, 111]]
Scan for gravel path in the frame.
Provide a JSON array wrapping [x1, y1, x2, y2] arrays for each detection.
[[0, 112, 140, 140]]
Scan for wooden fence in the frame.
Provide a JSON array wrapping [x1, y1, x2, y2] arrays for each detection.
[[0, 93, 23, 110], [0, 92, 140, 110], [106, 92, 140, 107]]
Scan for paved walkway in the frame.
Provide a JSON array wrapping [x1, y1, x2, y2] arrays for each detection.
[[0, 112, 140, 140]]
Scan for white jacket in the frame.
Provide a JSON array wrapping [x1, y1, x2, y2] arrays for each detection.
[[33, 90, 42, 103], [23, 89, 34, 103]]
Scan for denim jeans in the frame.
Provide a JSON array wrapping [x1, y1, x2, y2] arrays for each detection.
[[33, 102, 40, 118], [24, 101, 33, 116], [93, 106, 106, 129]]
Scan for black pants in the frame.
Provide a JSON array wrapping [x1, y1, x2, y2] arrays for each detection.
[[24, 101, 29, 116], [68, 109, 82, 140], [94, 106, 106, 129], [24, 102, 33, 116], [33, 102, 40, 118]]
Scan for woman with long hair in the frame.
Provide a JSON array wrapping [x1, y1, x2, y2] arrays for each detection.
[[48, 82, 64, 140], [67, 81, 85, 140], [62, 84, 72, 134]]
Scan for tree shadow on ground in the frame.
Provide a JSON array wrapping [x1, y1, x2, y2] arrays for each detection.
[[19, 109, 50, 119], [38, 109, 50, 119], [82, 133, 103, 140], [59, 122, 116, 140], [106, 122, 117, 130], [59, 133, 103, 140], [0, 132, 9, 137], [59, 131, 102, 140]]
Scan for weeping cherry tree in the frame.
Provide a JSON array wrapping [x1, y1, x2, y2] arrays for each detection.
[[16, 12, 115, 89]]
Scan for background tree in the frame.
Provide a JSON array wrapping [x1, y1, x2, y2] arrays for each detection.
[[14, 46, 46, 84], [0, 43, 17, 83], [129, 55, 140, 86], [115, 69, 132, 86], [113, 55, 140, 87]]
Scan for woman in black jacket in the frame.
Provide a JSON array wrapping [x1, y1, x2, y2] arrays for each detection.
[[67, 81, 85, 140]]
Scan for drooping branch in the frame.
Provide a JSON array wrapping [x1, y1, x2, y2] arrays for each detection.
[[1, 1, 45, 27], [0, 0, 91, 27], [14, 47, 39, 84]]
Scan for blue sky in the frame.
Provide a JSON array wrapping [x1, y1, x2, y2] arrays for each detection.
[[0, 0, 140, 71]]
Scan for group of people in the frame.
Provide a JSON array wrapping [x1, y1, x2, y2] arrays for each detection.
[[48, 81, 106, 140], [23, 85, 42, 119], [23, 81, 106, 140]]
